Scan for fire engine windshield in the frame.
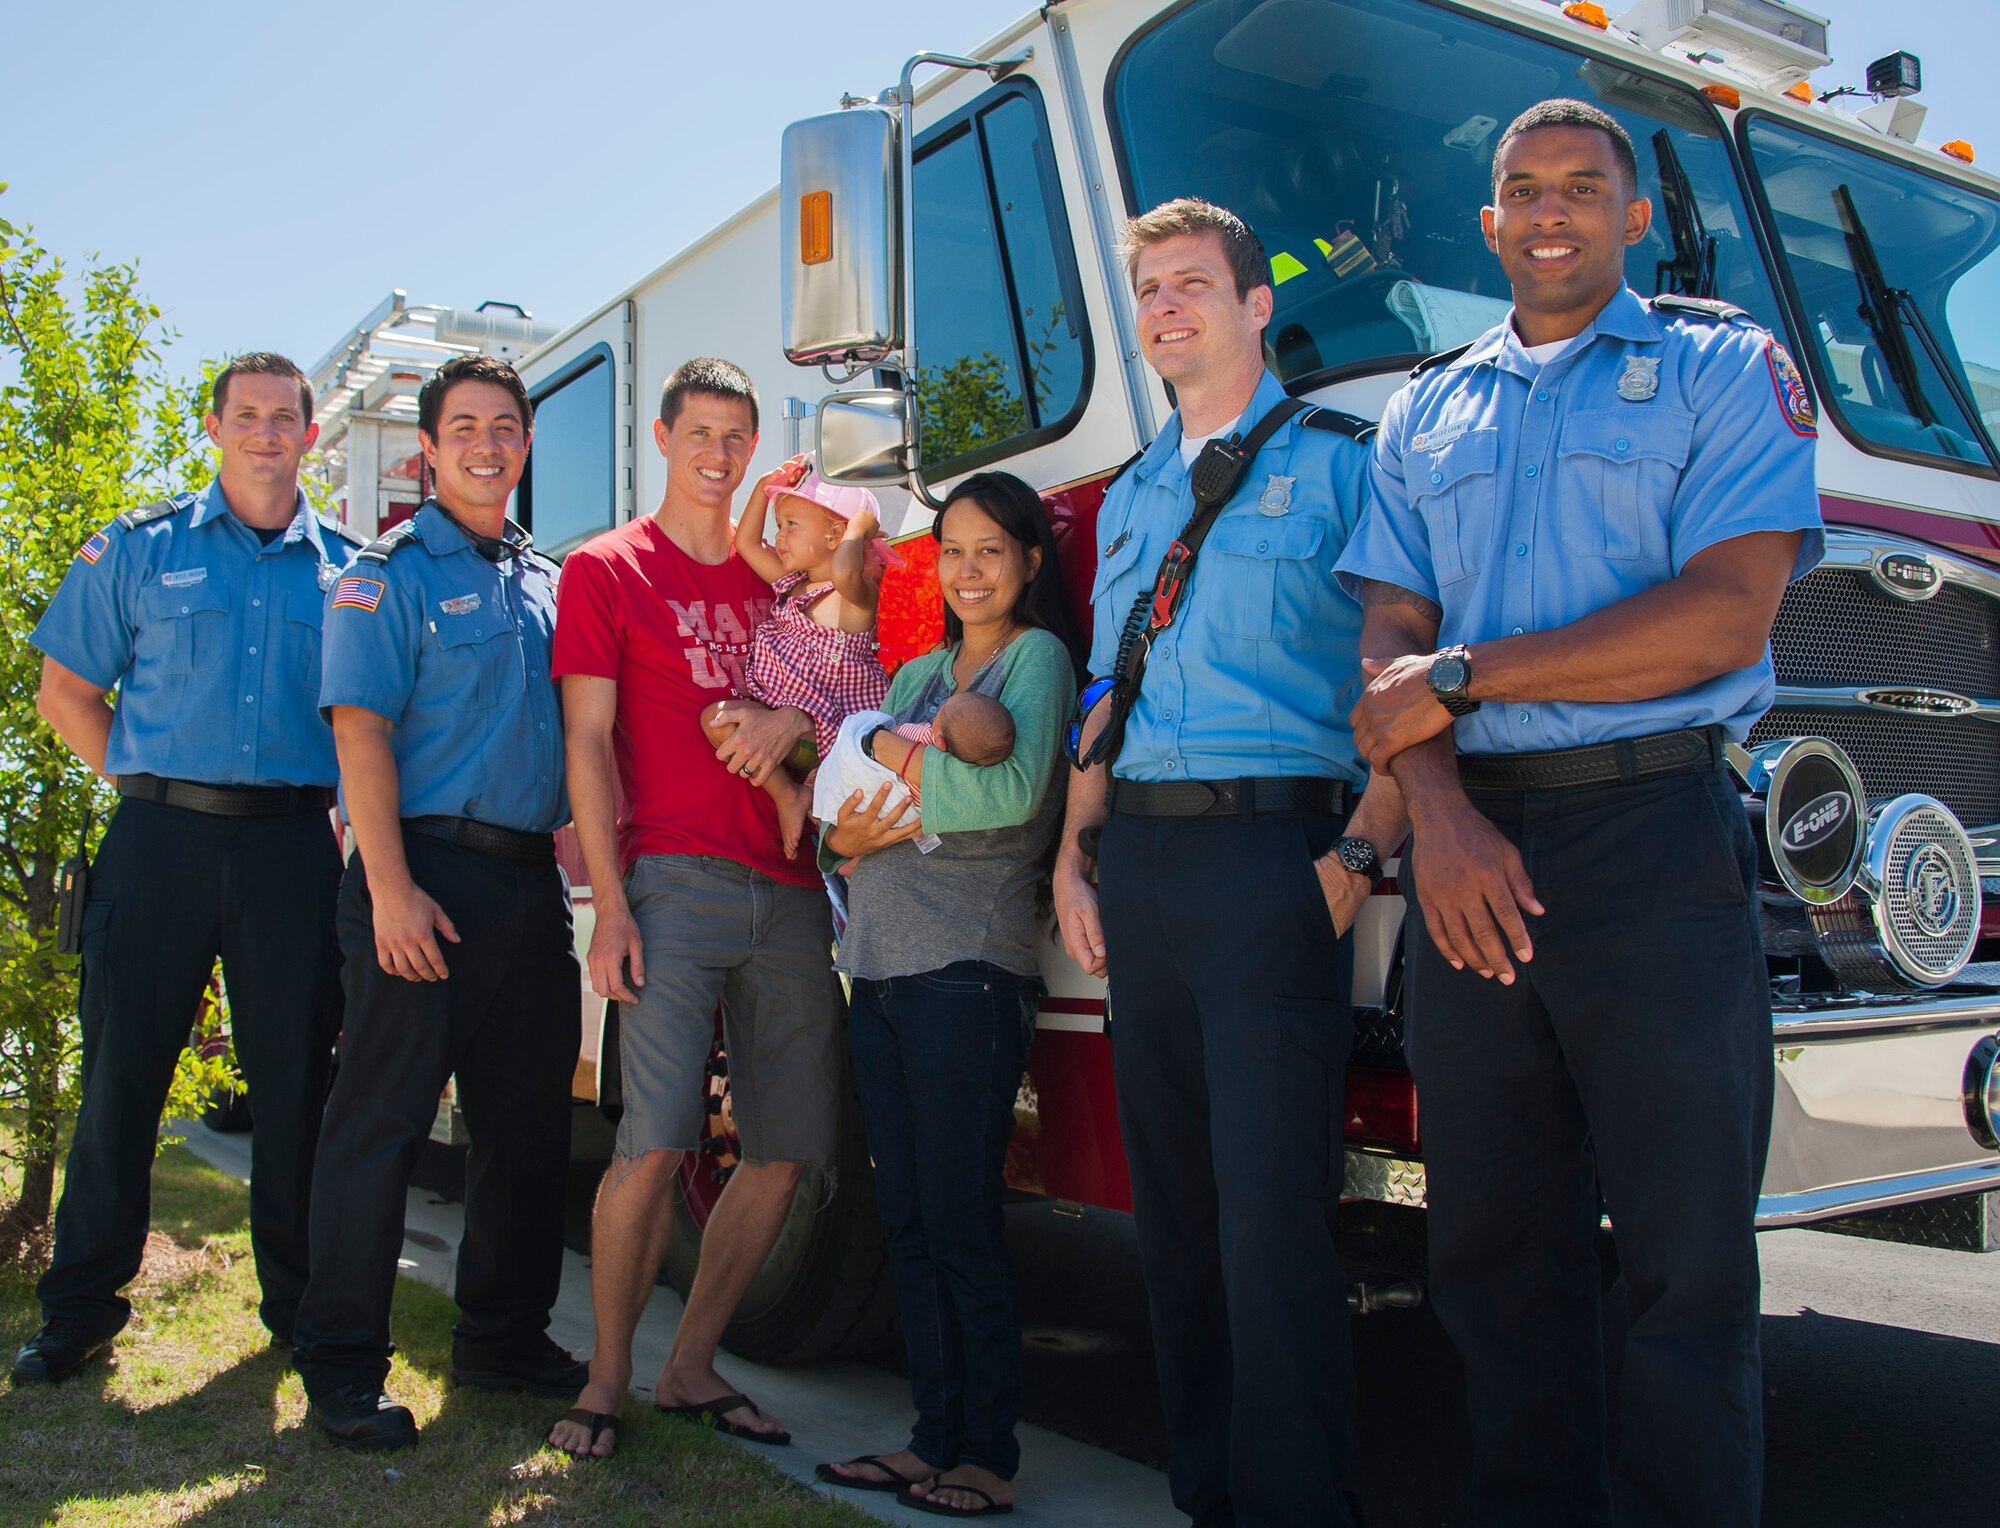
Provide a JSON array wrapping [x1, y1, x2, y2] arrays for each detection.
[[1109, 0, 1784, 385], [1744, 114, 2000, 476]]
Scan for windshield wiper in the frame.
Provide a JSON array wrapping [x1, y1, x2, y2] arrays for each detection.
[[1652, 130, 1717, 300], [1834, 182, 2000, 475]]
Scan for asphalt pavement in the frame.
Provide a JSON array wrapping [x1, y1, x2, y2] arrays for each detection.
[[177, 1121, 2000, 1525]]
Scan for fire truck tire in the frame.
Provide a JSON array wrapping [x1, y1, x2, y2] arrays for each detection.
[[661, 1073, 900, 1365]]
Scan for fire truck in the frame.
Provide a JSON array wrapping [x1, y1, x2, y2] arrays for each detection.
[[512, 0, 2000, 1361]]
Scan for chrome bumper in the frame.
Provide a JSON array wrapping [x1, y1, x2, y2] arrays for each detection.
[[1341, 987, 2000, 1229]]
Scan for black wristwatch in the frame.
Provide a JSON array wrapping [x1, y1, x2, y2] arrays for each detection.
[[1427, 644, 1479, 718], [1335, 836, 1383, 887]]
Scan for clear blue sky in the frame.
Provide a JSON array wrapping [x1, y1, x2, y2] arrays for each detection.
[[4, 0, 1995, 382]]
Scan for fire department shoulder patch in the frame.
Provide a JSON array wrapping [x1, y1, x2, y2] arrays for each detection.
[[1766, 339, 1816, 438]]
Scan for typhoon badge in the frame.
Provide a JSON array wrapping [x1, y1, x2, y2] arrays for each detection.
[[1258, 474, 1294, 517], [1615, 354, 1661, 401], [1766, 340, 1816, 437]]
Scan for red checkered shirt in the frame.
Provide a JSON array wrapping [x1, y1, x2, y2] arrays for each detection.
[[742, 573, 889, 757]]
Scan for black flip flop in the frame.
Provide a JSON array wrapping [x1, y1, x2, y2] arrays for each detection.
[[548, 1407, 619, 1460], [654, 1390, 792, 1445], [815, 1454, 932, 1494], [897, 1478, 1015, 1517]]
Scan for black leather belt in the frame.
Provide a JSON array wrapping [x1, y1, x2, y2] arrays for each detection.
[[118, 773, 336, 817], [404, 815, 556, 867], [1111, 776, 1349, 819], [1457, 726, 1724, 793]]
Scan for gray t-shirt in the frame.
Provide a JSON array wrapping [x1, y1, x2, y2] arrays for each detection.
[[834, 630, 1073, 982]]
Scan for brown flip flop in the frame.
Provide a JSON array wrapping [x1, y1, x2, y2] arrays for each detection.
[[654, 1390, 791, 1445], [547, 1406, 619, 1460]]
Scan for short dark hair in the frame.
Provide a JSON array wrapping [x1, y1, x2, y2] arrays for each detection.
[[660, 356, 759, 435], [417, 354, 533, 439], [1118, 198, 1269, 302], [1492, 99, 1639, 198], [932, 471, 1086, 682], [212, 352, 313, 426]]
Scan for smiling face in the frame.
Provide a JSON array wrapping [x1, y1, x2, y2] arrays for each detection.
[[205, 372, 317, 495], [1483, 123, 1651, 345], [770, 494, 840, 574], [937, 496, 1040, 640], [655, 392, 756, 515], [1130, 230, 1273, 390], [419, 379, 528, 518]]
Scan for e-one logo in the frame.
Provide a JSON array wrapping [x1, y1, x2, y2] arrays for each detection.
[[1782, 791, 1852, 853], [1873, 551, 1942, 602]]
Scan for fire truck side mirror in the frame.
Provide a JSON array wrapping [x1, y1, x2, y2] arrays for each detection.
[[781, 109, 902, 367], [815, 390, 915, 487]]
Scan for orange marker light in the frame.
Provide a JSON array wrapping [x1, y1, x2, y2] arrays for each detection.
[[1702, 84, 1743, 109], [800, 191, 833, 266], [1943, 140, 1976, 164], [1785, 81, 1814, 103], [1562, 1, 1610, 27]]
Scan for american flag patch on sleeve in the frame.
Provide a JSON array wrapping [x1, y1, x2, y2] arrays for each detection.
[[332, 576, 386, 612], [77, 531, 109, 565]]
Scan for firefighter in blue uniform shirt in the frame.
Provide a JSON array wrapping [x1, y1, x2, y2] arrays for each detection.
[[15, 354, 356, 1384], [1054, 199, 1405, 1528], [1337, 101, 1823, 1527], [290, 353, 586, 1451]]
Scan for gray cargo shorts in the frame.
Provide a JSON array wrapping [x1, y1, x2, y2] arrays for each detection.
[[614, 853, 841, 1170]]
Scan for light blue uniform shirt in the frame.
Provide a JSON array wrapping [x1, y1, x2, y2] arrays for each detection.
[[32, 480, 360, 786], [319, 502, 567, 833], [1088, 369, 1372, 785], [1335, 287, 1824, 752]]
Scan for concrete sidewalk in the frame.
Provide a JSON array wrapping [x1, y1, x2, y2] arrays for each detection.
[[176, 1123, 1177, 1527]]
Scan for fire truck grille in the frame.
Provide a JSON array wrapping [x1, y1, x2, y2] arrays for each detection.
[[1747, 706, 2000, 828], [1769, 569, 2000, 693]]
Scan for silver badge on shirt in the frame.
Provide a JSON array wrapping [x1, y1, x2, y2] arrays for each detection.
[[1258, 474, 1294, 517], [317, 561, 340, 591], [1616, 355, 1661, 401]]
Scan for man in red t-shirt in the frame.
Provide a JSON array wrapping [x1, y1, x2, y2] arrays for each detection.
[[547, 358, 840, 1458]]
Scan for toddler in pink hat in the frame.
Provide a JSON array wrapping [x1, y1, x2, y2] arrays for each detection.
[[701, 454, 904, 855]]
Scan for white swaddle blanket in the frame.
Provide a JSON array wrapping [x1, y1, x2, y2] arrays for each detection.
[[812, 710, 940, 854]]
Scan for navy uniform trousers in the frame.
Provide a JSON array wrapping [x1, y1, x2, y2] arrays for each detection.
[[1405, 766, 1771, 1528], [1099, 804, 1361, 1528], [41, 797, 343, 1339], [291, 830, 580, 1395]]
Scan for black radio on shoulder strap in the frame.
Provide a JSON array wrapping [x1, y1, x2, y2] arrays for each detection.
[[1079, 397, 1365, 773]]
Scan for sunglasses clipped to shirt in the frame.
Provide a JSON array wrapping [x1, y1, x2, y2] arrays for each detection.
[[1064, 675, 1118, 770]]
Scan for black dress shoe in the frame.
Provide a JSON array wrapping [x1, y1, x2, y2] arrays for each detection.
[[11, 1320, 118, 1384], [307, 1385, 419, 1452], [450, 1332, 590, 1396]]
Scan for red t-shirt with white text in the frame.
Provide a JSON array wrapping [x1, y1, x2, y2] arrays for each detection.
[[552, 516, 815, 886]]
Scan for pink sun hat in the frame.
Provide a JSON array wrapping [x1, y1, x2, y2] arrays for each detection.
[[766, 465, 907, 569]]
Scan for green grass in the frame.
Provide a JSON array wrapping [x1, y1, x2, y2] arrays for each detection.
[[0, 1137, 876, 1527]]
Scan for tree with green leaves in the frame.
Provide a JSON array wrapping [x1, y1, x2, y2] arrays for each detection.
[[0, 182, 231, 1258]]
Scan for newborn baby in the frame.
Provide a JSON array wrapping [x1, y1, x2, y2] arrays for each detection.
[[812, 692, 1017, 855], [898, 690, 1016, 767]]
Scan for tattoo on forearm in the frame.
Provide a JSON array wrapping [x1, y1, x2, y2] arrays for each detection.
[[1360, 579, 1443, 624]]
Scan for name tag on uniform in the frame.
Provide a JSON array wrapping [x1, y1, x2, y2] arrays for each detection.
[[1411, 421, 1469, 455], [439, 593, 482, 616], [160, 567, 207, 589], [1103, 528, 1131, 558]]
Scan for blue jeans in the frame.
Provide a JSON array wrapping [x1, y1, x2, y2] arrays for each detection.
[[847, 961, 1038, 1479]]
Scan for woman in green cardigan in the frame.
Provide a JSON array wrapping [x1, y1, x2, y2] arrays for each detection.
[[815, 472, 1083, 1518]]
